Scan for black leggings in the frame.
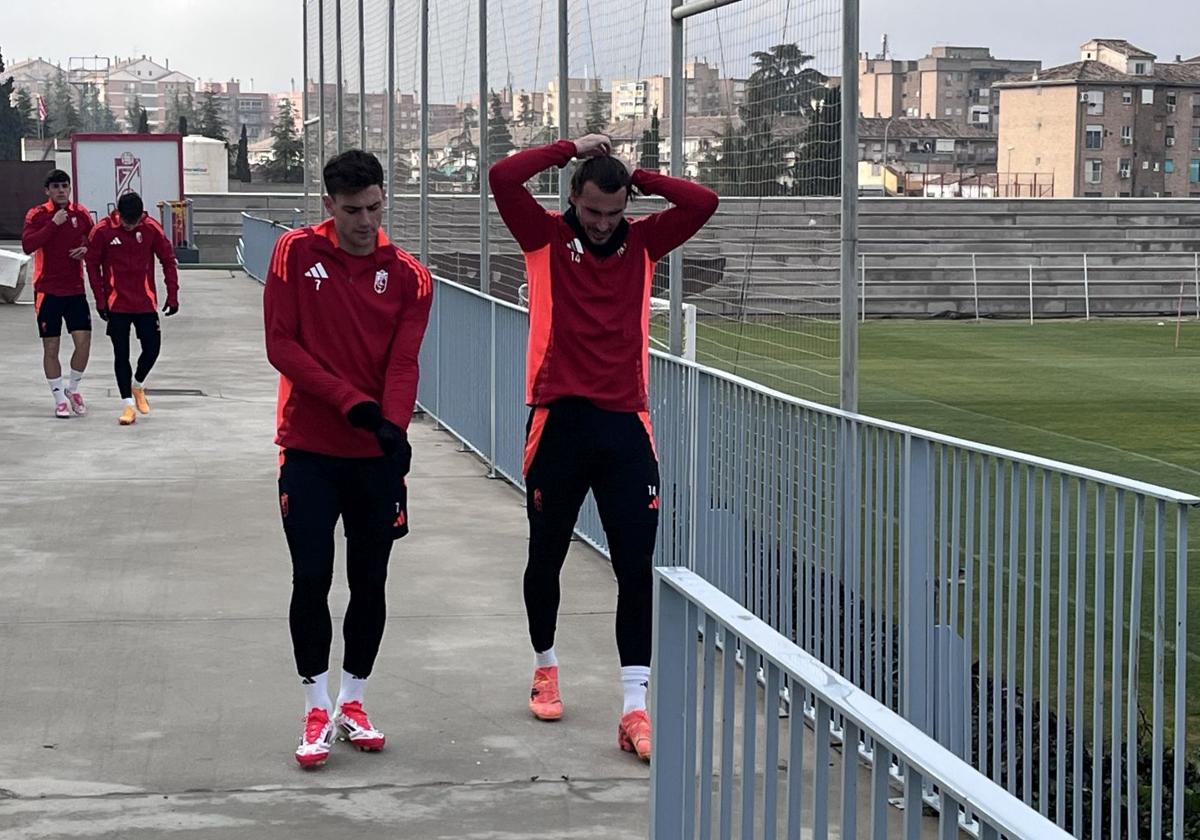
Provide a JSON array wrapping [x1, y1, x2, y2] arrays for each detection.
[[107, 313, 161, 399], [278, 449, 409, 679], [523, 399, 660, 667]]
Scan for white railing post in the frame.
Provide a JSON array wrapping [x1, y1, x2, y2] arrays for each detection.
[[1028, 265, 1034, 326], [902, 435, 934, 735], [972, 252, 980, 322], [650, 573, 688, 839], [1083, 253, 1091, 320]]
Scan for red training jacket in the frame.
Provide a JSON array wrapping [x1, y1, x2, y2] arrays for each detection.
[[85, 211, 180, 313], [21, 201, 94, 297], [263, 219, 434, 459], [489, 140, 719, 413]]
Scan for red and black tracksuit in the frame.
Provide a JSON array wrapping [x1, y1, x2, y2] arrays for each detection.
[[21, 200, 95, 338], [489, 141, 719, 666], [264, 219, 433, 679], [85, 211, 180, 399]]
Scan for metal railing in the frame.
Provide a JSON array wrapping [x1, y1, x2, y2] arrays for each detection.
[[238, 213, 296, 283], [414, 269, 1200, 839], [652, 567, 1076, 840]]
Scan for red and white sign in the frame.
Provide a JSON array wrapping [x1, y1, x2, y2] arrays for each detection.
[[114, 151, 142, 198]]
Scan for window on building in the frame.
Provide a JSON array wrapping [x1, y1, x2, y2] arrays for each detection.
[[1167, 125, 1176, 146], [1121, 125, 1133, 145], [1165, 159, 1175, 174], [1142, 88, 1154, 105], [1119, 158, 1132, 178], [1086, 160, 1103, 183], [1167, 91, 1177, 112], [1134, 61, 1148, 75], [945, 107, 953, 116], [956, 72, 964, 81], [1085, 90, 1104, 115], [1191, 160, 1200, 183], [1123, 89, 1133, 105], [1086, 125, 1104, 149], [1194, 126, 1200, 149]]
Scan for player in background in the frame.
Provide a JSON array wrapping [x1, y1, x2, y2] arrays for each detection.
[[21, 169, 94, 418], [85, 192, 180, 426], [489, 134, 719, 761]]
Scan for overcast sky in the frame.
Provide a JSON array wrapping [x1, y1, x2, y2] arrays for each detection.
[[2, 0, 1194, 98]]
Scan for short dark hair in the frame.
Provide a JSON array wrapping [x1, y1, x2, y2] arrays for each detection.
[[570, 156, 632, 200], [45, 169, 71, 188], [117, 192, 144, 224], [323, 149, 385, 197]]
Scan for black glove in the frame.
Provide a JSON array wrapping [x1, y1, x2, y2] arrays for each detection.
[[96, 308, 109, 322], [347, 401, 384, 431], [162, 302, 179, 316], [348, 401, 412, 473], [377, 419, 412, 476]]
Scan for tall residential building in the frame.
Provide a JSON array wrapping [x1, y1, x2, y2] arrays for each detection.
[[100, 57, 195, 130], [859, 45, 1041, 128], [545, 77, 607, 132], [610, 61, 745, 123], [6, 58, 61, 104], [997, 40, 1200, 197]]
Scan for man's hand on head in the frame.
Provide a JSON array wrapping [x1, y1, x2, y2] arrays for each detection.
[[572, 134, 612, 159]]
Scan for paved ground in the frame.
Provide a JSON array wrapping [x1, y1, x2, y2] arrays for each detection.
[[0, 269, 650, 839]]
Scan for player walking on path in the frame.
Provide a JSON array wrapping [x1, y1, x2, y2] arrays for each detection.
[[22, 169, 95, 418], [264, 149, 433, 769], [489, 134, 719, 761], [85, 192, 180, 426]]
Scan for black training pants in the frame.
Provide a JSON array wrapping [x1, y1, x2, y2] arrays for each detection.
[[106, 312, 160, 399], [522, 398, 660, 667], [278, 448, 409, 679]]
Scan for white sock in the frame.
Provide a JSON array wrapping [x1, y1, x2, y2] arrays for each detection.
[[337, 669, 368, 707], [123, 397, 135, 407], [301, 671, 332, 713], [133, 378, 146, 391], [535, 647, 558, 668], [48, 377, 65, 404], [622, 665, 651, 714], [66, 368, 84, 394]]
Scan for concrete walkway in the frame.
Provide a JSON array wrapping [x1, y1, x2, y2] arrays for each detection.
[[0, 270, 649, 839]]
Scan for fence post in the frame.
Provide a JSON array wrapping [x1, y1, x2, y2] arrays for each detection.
[[972, 252, 980, 322], [489, 301, 497, 477], [419, 0, 429, 263], [902, 435, 934, 735], [860, 254, 866, 323], [386, 0, 395, 239], [335, 0, 343, 154], [357, 0, 366, 150], [668, 0, 685, 357], [1028, 265, 1034, 326], [840, 0, 860, 413], [302, 2, 310, 225], [557, 0, 569, 212], [317, 0, 326, 189], [1194, 252, 1198, 320], [478, 0, 490, 297], [650, 573, 688, 839], [1083, 253, 1091, 320]]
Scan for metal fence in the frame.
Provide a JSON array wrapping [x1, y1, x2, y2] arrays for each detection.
[[237, 213, 293, 282], [412, 266, 1199, 839], [652, 567, 1076, 840]]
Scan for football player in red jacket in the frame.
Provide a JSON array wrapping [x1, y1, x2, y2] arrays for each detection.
[[21, 169, 95, 418], [264, 149, 433, 768], [490, 134, 719, 761], [85, 192, 180, 426]]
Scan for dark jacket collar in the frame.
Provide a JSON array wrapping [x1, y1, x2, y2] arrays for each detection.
[[563, 206, 629, 258]]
